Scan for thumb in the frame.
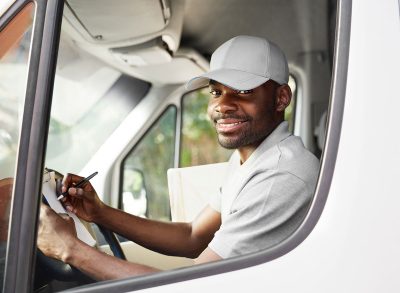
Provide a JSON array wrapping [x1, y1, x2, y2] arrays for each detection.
[[58, 213, 70, 221], [59, 213, 75, 226]]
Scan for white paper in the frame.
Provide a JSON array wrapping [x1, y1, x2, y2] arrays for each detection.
[[167, 162, 229, 222], [42, 171, 96, 247]]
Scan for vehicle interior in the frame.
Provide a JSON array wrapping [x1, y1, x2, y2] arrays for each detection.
[[0, 0, 337, 291]]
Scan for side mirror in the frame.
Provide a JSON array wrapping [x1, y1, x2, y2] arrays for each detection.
[[122, 168, 148, 217]]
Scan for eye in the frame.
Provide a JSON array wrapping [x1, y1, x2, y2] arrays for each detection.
[[209, 89, 221, 96], [235, 89, 253, 95]]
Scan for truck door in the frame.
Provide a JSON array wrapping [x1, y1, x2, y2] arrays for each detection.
[[0, 0, 63, 292]]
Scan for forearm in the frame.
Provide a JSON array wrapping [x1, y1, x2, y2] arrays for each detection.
[[94, 205, 208, 258], [64, 239, 158, 280]]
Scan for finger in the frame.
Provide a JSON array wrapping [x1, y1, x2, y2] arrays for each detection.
[[58, 213, 75, 227], [67, 187, 95, 202], [59, 193, 75, 210], [62, 200, 76, 213], [62, 173, 83, 191], [62, 196, 79, 212], [82, 181, 94, 192], [67, 187, 84, 198], [63, 203, 74, 213]]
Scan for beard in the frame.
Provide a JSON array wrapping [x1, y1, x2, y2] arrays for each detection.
[[210, 111, 276, 150], [216, 126, 268, 149]]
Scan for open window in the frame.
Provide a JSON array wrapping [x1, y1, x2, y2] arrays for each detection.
[[120, 106, 177, 221]]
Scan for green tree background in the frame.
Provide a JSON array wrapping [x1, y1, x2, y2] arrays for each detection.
[[180, 88, 232, 167], [123, 107, 176, 221]]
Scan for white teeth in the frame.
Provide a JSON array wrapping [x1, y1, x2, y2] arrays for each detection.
[[218, 121, 243, 126]]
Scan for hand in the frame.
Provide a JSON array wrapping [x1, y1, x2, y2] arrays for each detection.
[[60, 173, 106, 223], [37, 204, 77, 262]]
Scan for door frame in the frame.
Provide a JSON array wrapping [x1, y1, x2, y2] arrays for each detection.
[[1, 0, 64, 292]]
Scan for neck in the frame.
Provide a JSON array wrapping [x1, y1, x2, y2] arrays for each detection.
[[237, 119, 284, 164], [237, 142, 262, 164]]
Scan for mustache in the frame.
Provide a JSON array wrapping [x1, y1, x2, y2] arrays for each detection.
[[211, 113, 251, 122]]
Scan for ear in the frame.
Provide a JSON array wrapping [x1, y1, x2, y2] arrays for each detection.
[[275, 84, 292, 112]]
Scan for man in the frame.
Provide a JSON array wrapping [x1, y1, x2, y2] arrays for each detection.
[[38, 35, 319, 280]]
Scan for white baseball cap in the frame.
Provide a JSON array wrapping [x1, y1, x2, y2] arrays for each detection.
[[186, 35, 289, 91]]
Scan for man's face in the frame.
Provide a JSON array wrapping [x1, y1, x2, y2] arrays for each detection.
[[207, 80, 284, 150]]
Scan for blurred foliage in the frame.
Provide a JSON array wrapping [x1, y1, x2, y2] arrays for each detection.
[[122, 107, 176, 221], [180, 88, 232, 167], [123, 169, 144, 199]]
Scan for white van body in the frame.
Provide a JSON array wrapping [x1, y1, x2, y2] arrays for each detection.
[[0, 0, 399, 292], [162, 2, 400, 293], [138, 1, 400, 292]]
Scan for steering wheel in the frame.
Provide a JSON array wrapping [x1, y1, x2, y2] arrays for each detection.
[[34, 170, 126, 290]]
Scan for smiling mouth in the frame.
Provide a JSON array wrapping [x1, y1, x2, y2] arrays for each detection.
[[215, 119, 248, 133]]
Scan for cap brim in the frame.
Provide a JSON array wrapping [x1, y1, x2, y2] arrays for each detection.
[[185, 68, 269, 91]]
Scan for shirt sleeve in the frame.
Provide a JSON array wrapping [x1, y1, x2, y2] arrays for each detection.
[[208, 171, 311, 259]]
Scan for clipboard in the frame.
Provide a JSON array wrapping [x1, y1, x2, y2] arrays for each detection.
[[167, 162, 229, 222], [42, 171, 96, 247]]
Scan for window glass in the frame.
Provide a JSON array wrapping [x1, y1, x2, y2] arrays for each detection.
[[180, 88, 233, 167], [0, 2, 35, 288], [44, 32, 150, 174], [121, 106, 177, 221], [180, 75, 297, 167]]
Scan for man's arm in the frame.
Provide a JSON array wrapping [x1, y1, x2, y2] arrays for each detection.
[[65, 240, 159, 280], [38, 205, 158, 280], [95, 205, 221, 258], [66, 208, 222, 279], [61, 173, 222, 258], [38, 204, 222, 280]]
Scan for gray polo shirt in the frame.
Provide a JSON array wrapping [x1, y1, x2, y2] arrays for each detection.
[[208, 121, 319, 258]]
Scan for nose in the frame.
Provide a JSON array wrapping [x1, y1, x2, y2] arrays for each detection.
[[215, 93, 237, 114]]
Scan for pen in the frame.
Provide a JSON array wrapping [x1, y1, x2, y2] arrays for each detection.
[[57, 171, 98, 200]]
